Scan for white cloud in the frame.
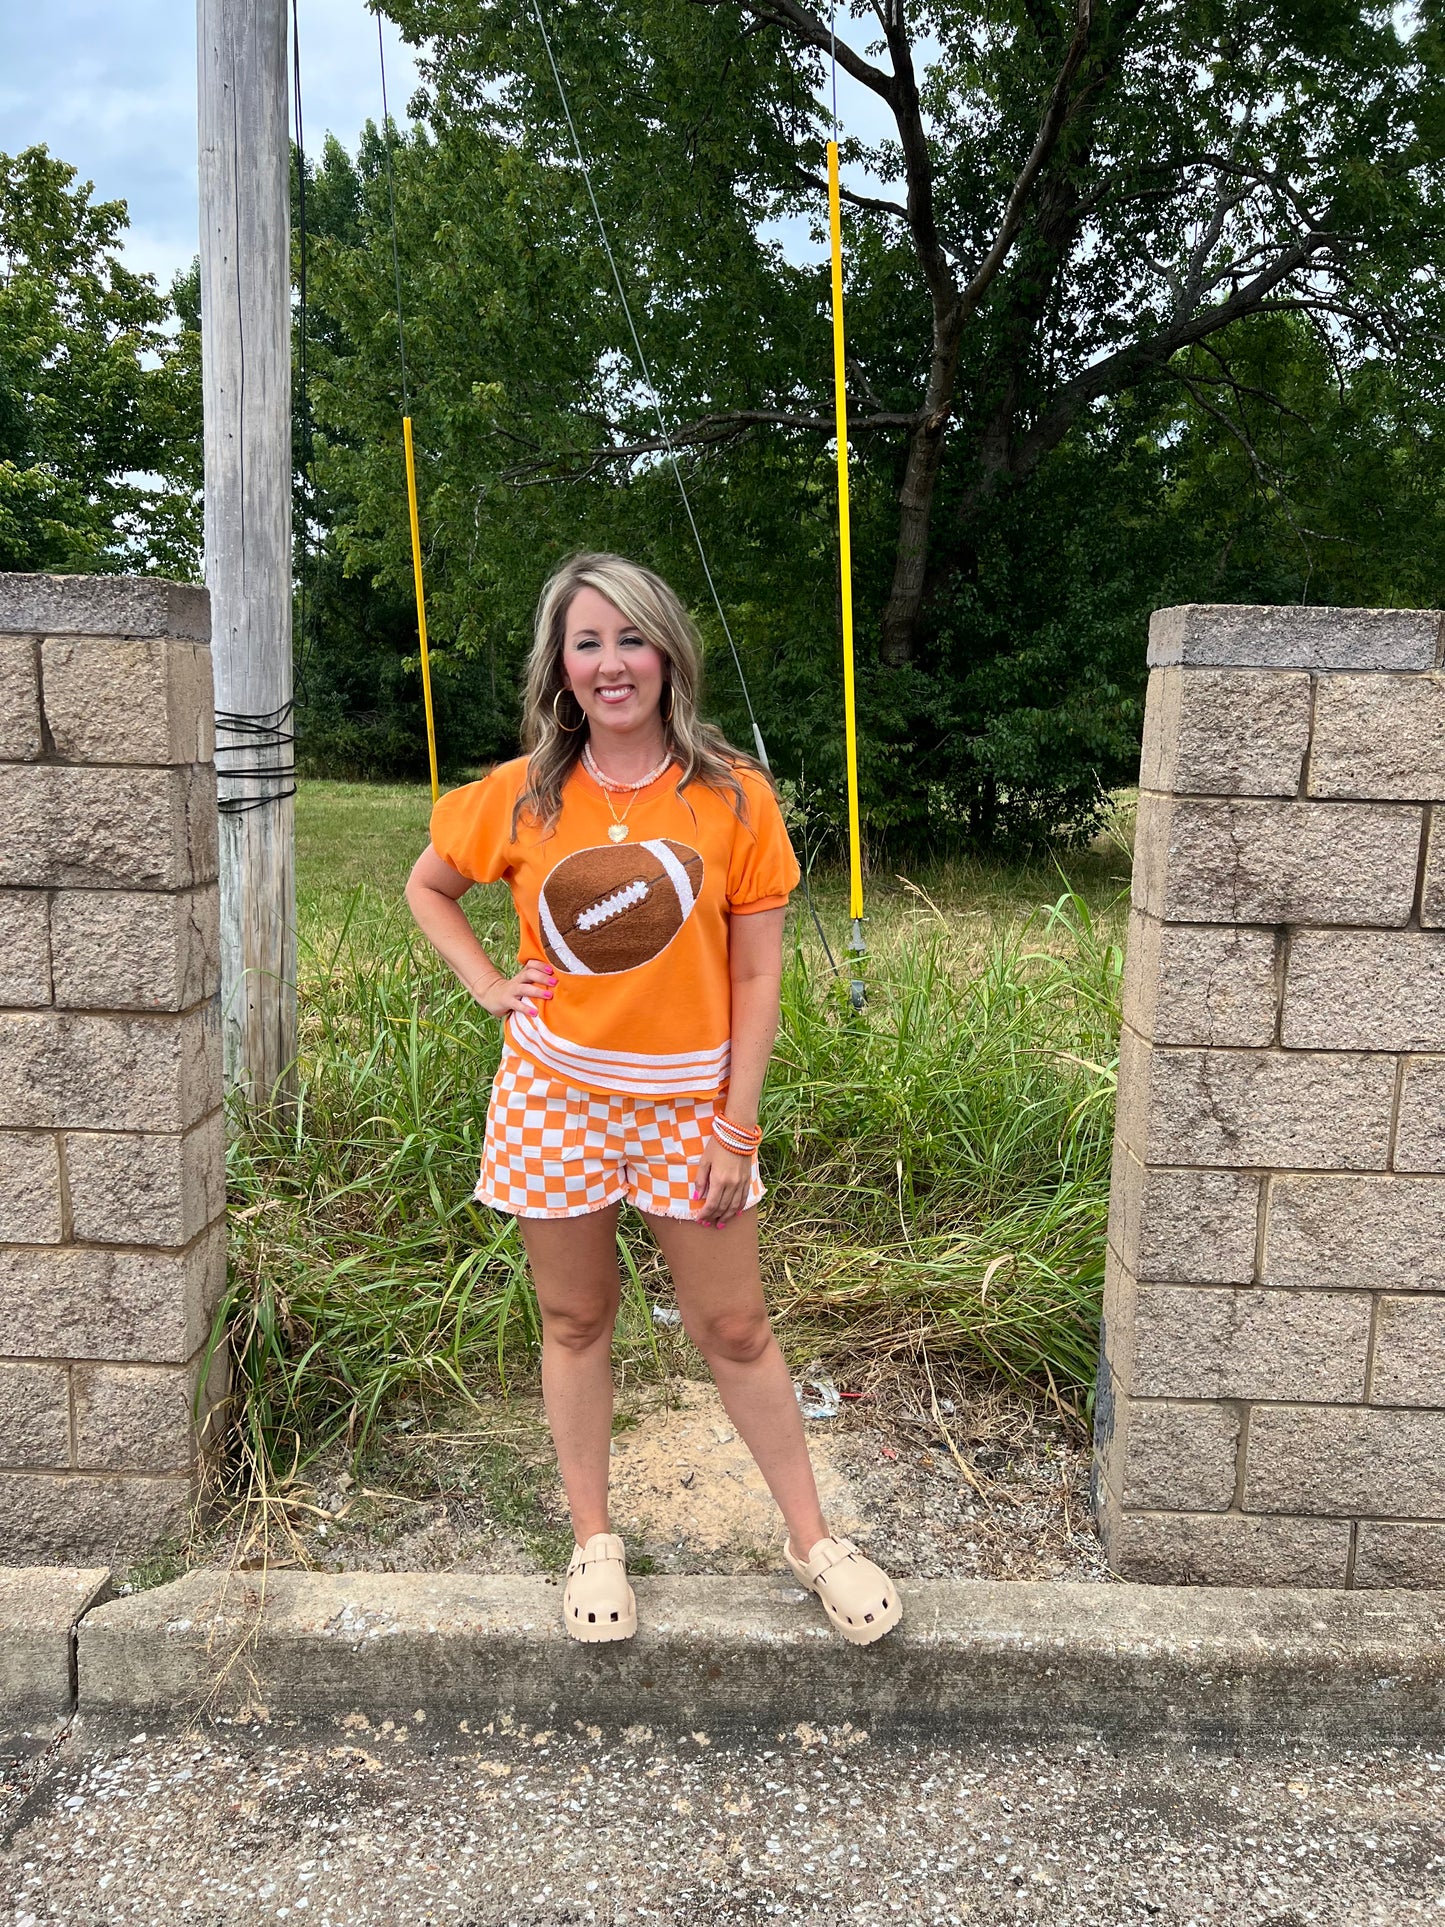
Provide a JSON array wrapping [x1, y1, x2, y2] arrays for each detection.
[[1, 0, 419, 288], [3, 4, 927, 285]]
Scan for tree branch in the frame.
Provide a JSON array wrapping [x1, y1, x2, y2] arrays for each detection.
[[497, 404, 917, 482], [694, 0, 896, 102], [1193, 338, 1314, 430], [955, 0, 1096, 326], [1007, 231, 1339, 481], [791, 162, 977, 268], [867, 1, 957, 312], [793, 165, 910, 226]]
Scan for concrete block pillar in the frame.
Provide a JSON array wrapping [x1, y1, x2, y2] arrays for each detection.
[[1096, 603, 1445, 1587], [0, 574, 227, 1563]]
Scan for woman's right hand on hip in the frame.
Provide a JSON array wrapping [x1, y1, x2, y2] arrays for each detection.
[[475, 958, 557, 1019]]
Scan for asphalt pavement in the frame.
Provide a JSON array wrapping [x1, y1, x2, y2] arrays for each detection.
[[3, 1711, 1444, 1924]]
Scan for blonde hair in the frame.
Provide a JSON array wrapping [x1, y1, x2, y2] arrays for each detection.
[[513, 552, 770, 837]]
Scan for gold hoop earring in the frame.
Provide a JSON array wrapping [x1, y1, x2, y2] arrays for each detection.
[[551, 688, 585, 733], [661, 683, 675, 725]]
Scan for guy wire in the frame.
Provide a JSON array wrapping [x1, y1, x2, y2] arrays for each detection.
[[527, 0, 768, 771], [528, 0, 841, 979], [375, 9, 442, 799]]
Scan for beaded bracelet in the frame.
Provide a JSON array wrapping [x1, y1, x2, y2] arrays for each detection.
[[712, 1112, 763, 1157]]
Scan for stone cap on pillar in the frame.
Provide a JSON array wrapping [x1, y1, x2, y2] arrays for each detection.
[[1148, 604, 1443, 673], [0, 574, 210, 643]]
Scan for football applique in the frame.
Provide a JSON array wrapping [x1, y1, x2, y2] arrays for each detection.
[[538, 839, 704, 975]]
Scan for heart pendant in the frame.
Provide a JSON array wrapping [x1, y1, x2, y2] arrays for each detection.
[[607, 823, 629, 843]]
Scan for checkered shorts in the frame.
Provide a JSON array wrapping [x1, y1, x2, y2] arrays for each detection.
[[475, 1047, 766, 1220]]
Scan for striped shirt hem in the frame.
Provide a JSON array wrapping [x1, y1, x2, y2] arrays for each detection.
[[507, 1009, 731, 1098]]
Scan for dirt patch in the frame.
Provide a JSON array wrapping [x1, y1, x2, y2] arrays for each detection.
[[166, 1370, 1109, 1591], [606, 1380, 870, 1561]]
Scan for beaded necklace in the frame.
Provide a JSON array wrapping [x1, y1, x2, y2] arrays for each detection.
[[581, 742, 674, 841]]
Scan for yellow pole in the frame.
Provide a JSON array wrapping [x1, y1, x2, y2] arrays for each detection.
[[827, 140, 866, 1003], [402, 414, 440, 802]]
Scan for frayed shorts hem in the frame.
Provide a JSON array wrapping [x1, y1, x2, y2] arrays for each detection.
[[472, 1184, 764, 1223]]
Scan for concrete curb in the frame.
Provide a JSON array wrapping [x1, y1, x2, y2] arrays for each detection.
[[75, 1569, 1445, 1741], [0, 1567, 112, 1724]]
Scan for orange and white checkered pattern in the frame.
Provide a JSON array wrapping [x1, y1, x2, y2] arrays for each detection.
[[475, 1048, 765, 1220]]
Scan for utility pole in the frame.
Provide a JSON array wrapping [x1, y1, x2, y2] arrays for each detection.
[[196, 0, 297, 1108]]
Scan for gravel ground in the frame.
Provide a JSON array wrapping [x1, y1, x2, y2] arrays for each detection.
[[166, 1373, 1105, 1594], [5, 1714, 1445, 1924]]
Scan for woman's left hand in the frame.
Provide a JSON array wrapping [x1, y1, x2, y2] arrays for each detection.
[[691, 1137, 753, 1228]]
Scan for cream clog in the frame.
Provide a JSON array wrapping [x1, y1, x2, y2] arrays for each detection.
[[784, 1533, 902, 1645], [562, 1531, 637, 1642]]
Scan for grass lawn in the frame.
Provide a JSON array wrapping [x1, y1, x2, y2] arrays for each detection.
[[219, 778, 1130, 1514]]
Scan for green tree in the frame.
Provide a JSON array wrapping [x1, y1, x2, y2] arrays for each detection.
[[0, 146, 202, 577], [291, 127, 594, 776], [308, 1, 1445, 841], [1161, 312, 1445, 611]]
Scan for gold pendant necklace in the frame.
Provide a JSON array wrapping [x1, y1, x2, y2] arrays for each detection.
[[592, 783, 639, 842]]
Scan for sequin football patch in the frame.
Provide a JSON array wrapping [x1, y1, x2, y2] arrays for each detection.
[[536, 839, 704, 975]]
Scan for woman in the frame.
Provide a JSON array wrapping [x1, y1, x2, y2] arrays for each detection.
[[406, 552, 901, 1647]]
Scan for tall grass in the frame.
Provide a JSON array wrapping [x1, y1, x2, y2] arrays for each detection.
[[220, 863, 1124, 1484], [763, 888, 1120, 1394]]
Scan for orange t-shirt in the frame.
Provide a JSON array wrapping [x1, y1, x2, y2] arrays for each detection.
[[429, 754, 800, 1099]]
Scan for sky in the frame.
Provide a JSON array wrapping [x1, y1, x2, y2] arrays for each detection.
[[1, 0, 422, 291], [1, 0, 906, 290]]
